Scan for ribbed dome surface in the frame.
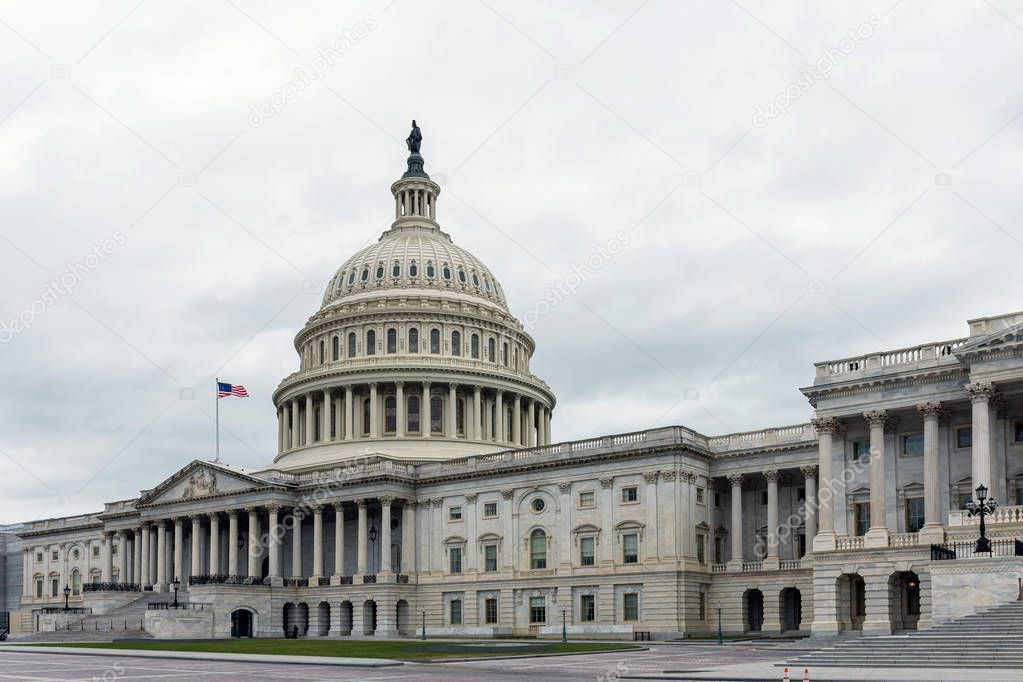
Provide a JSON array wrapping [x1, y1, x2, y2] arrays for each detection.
[[322, 226, 508, 311]]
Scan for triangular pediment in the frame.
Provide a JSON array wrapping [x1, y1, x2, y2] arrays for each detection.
[[956, 320, 1023, 358], [137, 460, 278, 506]]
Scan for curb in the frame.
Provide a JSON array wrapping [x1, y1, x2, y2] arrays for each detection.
[[1, 646, 403, 668], [420, 645, 648, 664]]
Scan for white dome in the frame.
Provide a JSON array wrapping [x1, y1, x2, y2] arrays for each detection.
[[321, 224, 509, 311]]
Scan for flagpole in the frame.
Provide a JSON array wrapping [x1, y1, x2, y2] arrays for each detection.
[[215, 377, 220, 463]]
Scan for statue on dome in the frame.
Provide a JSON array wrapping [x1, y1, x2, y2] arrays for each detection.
[[406, 120, 422, 154]]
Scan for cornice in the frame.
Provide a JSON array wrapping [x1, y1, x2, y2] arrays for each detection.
[[801, 367, 969, 407]]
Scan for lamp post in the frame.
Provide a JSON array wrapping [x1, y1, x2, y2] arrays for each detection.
[[421, 609, 426, 641], [716, 602, 723, 645], [965, 483, 997, 554], [171, 576, 180, 608], [62, 585, 71, 612], [561, 607, 567, 644]]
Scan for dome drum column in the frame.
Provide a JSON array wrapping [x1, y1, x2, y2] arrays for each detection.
[[321, 390, 331, 443], [290, 399, 300, 449], [512, 394, 522, 445], [447, 383, 457, 437], [472, 385, 482, 441], [304, 394, 314, 446], [395, 382, 405, 438], [369, 383, 379, 438]]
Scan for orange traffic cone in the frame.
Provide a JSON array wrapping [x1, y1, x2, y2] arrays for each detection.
[[803, 667, 810, 681], [782, 667, 790, 682]]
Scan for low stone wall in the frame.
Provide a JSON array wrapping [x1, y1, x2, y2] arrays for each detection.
[[536, 624, 633, 639], [930, 556, 1023, 624], [83, 591, 140, 615], [144, 610, 214, 638], [415, 625, 512, 638]]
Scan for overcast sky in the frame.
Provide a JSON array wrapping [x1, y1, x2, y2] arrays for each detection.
[[1, 0, 1022, 522]]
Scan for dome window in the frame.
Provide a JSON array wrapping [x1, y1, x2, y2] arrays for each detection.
[[335, 276, 345, 292], [472, 272, 480, 287], [483, 276, 491, 291], [361, 267, 369, 282], [458, 268, 467, 283], [348, 271, 356, 285], [392, 262, 401, 277], [375, 265, 384, 279], [442, 265, 452, 280], [410, 262, 419, 277], [426, 263, 435, 278]]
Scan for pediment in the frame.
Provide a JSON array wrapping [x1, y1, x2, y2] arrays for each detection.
[[956, 321, 1023, 358], [138, 460, 274, 506]]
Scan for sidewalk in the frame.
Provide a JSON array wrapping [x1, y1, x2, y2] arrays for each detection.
[[0, 646, 403, 667], [622, 660, 1023, 681]]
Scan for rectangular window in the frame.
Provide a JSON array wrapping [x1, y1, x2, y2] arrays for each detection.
[[580, 537, 595, 566], [36, 580, 42, 599], [622, 533, 639, 564], [623, 593, 639, 621], [956, 427, 972, 449], [529, 596, 546, 624], [714, 536, 723, 564], [696, 488, 705, 504], [482, 502, 498, 519], [92, 546, 99, 558], [853, 441, 871, 462], [580, 594, 596, 622], [51, 550, 58, 561], [578, 491, 595, 509], [621, 486, 638, 503], [797, 533, 806, 558], [449, 599, 462, 625], [760, 491, 768, 506], [484, 598, 498, 624], [906, 497, 925, 533], [449, 547, 462, 574], [50, 578, 58, 597], [714, 492, 723, 508], [448, 506, 462, 521], [35, 552, 42, 563], [699, 592, 707, 621], [797, 487, 806, 502], [696, 535, 705, 564], [959, 493, 973, 510], [1015, 421, 1023, 442], [1018, 488, 1023, 506], [484, 544, 498, 572], [854, 502, 871, 536], [902, 434, 924, 456]]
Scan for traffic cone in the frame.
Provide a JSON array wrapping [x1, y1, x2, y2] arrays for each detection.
[[803, 668, 810, 681], [782, 667, 790, 681]]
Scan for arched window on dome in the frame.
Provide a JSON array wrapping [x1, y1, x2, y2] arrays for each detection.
[[458, 268, 466, 283], [319, 340, 325, 365], [376, 264, 384, 279], [471, 334, 480, 359], [456, 397, 465, 436], [408, 328, 419, 354], [392, 261, 401, 278], [409, 262, 418, 277], [426, 262, 435, 278], [336, 275, 345, 292], [442, 265, 452, 280], [484, 276, 491, 291], [332, 336, 339, 361], [430, 328, 440, 354], [348, 271, 356, 286], [451, 330, 461, 357], [487, 338, 496, 363], [430, 395, 443, 435], [384, 396, 396, 434], [361, 267, 369, 282], [503, 342, 509, 367], [348, 332, 357, 358], [362, 398, 371, 436], [407, 395, 421, 434], [387, 328, 397, 354], [530, 530, 548, 569], [472, 272, 480, 287], [366, 329, 376, 356]]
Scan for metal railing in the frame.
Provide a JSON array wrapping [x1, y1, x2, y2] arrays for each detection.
[[931, 539, 1023, 560], [396, 574, 410, 584], [83, 582, 141, 593], [362, 574, 377, 584], [283, 578, 309, 587], [318, 577, 331, 586], [40, 607, 90, 615], [62, 618, 141, 631], [148, 602, 206, 611], [188, 575, 269, 586]]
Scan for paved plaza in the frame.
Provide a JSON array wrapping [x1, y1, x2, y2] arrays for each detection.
[[4, 642, 1019, 682]]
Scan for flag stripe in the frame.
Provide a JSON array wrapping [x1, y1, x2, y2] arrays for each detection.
[[217, 382, 249, 398]]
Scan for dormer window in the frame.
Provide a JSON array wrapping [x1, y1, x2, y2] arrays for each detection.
[[409, 262, 419, 277], [392, 262, 401, 277], [426, 262, 435, 278], [361, 267, 369, 282], [472, 272, 480, 287], [458, 268, 467, 283], [348, 271, 356, 285], [484, 276, 491, 291], [375, 264, 384, 279], [442, 265, 452, 280]]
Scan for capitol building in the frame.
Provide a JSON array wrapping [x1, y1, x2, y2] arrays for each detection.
[[6, 127, 1023, 641]]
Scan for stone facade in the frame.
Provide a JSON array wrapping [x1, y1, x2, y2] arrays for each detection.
[[7, 139, 1023, 640]]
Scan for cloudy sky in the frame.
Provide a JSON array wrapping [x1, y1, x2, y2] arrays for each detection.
[[1, 0, 1021, 522]]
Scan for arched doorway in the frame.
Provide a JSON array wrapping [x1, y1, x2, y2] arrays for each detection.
[[396, 599, 410, 636], [316, 602, 330, 636], [362, 600, 377, 635], [297, 603, 310, 636], [339, 600, 354, 636], [283, 602, 296, 636], [780, 588, 802, 631], [230, 608, 254, 638], [836, 573, 865, 632], [889, 571, 920, 631], [744, 589, 764, 632]]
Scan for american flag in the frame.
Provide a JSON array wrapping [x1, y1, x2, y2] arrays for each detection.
[[217, 382, 249, 398]]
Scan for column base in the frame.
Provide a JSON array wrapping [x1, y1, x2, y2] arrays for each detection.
[[810, 620, 840, 638], [863, 619, 892, 636], [917, 524, 944, 544], [863, 527, 890, 549], [812, 532, 837, 552]]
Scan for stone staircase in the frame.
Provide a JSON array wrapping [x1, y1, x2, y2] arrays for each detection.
[[16, 591, 188, 643], [788, 600, 1023, 668]]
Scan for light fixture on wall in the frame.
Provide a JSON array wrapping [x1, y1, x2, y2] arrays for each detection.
[[369, 524, 378, 544]]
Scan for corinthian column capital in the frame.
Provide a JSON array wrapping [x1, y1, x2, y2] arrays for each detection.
[[811, 416, 840, 435], [917, 401, 944, 420], [966, 381, 995, 403]]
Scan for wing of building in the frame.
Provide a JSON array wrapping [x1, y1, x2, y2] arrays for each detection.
[[6, 128, 1023, 640]]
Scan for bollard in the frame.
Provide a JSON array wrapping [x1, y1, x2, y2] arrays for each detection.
[[803, 667, 810, 681], [782, 667, 790, 682]]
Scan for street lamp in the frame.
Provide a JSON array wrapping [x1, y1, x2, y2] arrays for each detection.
[[62, 585, 71, 612], [965, 483, 998, 554], [421, 609, 426, 641], [716, 602, 723, 645], [171, 576, 180, 608], [561, 607, 567, 644], [369, 524, 378, 544]]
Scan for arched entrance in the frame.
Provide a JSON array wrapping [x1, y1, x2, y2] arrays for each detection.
[[780, 588, 802, 631], [362, 600, 377, 635], [836, 573, 865, 632], [230, 608, 254, 638], [339, 600, 354, 636], [283, 602, 297, 636], [744, 589, 764, 632], [396, 599, 410, 636], [889, 571, 920, 631], [316, 601, 330, 636]]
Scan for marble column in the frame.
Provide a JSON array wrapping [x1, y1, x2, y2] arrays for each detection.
[[600, 477, 615, 566], [727, 474, 744, 570], [114, 530, 126, 583], [369, 383, 379, 437], [473, 385, 482, 440], [208, 513, 220, 575], [918, 402, 945, 542], [334, 391, 343, 441], [395, 382, 405, 438], [422, 382, 431, 438], [132, 528, 142, 584], [811, 417, 838, 551], [190, 516, 202, 576], [312, 505, 323, 580], [801, 466, 818, 553], [333, 503, 345, 579], [246, 508, 260, 577], [527, 400, 536, 447], [544, 407, 552, 444], [228, 512, 238, 576], [356, 500, 368, 574], [265, 506, 279, 579], [495, 391, 505, 442], [864, 410, 890, 548], [102, 532, 113, 582], [402, 501, 416, 574], [305, 394, 314, 444], [538, 406, 547, 445], [967, 382, 994, 494], [344, 386, 354, 440], [278, 405, 285, 453], [380, 497, 393, 574], [290, 399, 300, 449], [764, 470, 780, 569], [447, 383, 457, 437], [289, 507, 302, 578], [156, 521, 167, 587], [173, 518, 184, 582], [140, 524, 151, 588], [322, 390, 331, 442], [512, 395, 522, 445]]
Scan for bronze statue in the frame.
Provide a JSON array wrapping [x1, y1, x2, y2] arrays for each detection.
[[406, 120, 422, 154]]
